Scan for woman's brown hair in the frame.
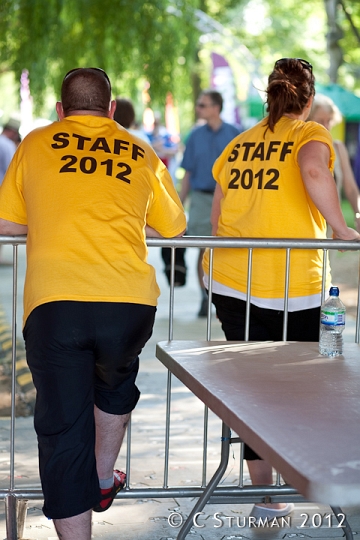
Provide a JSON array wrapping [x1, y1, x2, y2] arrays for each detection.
[[266, 58, 315, 132]]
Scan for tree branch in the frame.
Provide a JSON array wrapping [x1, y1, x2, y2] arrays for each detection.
[[339, 0, 360, 44]]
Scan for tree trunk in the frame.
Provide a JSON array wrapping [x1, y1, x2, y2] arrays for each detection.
[[325, 0, 343, 82]]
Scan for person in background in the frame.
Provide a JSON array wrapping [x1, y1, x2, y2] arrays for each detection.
[[148, 112, 186, 287], [114, 97, 150, 143], [0, 118, 20, 184], [148, 112, 178, 170], [308, 94, 360, 232], [0, 118, 21, 264], [203, 58, 360, 522], [0, 67, 186, 540], [179, 90, 240, 317]]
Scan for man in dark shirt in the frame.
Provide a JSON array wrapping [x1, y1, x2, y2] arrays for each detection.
[[180, 90, 240, 316]]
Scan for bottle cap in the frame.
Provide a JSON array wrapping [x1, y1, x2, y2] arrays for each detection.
[[329, 286, 339, 296]]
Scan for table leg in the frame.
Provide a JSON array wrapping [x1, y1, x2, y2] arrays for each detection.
[[5, 496, 28, 540], [330, 506, 353, 540], [17, 499, 28, 539], [5, 494, 17, 540], [176, 422, 231, 540]]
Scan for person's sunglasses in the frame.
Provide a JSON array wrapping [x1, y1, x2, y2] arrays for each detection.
[[196, 102, 214, 108], [63, 67, 111, 88], [275, 58, 313, 73]]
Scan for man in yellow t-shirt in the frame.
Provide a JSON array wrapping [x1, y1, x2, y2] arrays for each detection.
[[0, 68, 186, 539]]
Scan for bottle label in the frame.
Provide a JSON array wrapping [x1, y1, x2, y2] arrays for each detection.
[[321, 310, 346, 326]]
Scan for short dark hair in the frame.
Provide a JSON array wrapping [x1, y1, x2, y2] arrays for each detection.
[[114, 98, 135, 128], [200, 90, 223, 112], [61, 68, 111, 115]]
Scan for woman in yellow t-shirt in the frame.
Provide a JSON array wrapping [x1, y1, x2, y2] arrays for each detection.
[[203, 58, 360, 522]]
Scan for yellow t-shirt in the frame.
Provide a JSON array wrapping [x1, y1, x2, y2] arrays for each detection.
[[0, 115, 186, 325], [203, 116, 334, 299]]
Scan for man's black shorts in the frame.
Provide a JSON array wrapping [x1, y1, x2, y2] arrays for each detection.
[[23, 301, 156, 519]]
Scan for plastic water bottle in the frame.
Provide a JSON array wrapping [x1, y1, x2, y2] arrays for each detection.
[[319, 286, 346, 357]]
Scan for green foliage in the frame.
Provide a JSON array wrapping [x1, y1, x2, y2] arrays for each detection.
[[341, 198, 356, 227], [203, 0, 242, 18], [0, 0, 200, 115], [219, 0, 360, 95], [337, 1, 360, 91], [222, 0, 329, 83], [0, 0, 359, 125]]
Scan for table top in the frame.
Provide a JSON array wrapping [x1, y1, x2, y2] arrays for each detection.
[[156, 340, 360, 506]]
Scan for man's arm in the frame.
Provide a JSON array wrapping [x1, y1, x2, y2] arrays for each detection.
[[145, 225, 185, 238], [0, 218, 27, 235], [298, 141, 360, 241]]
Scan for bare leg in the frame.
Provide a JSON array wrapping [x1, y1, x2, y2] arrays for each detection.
[[53, 509, 92, 540], [247, 460, 288, 510], [94, 405, 130, 480]]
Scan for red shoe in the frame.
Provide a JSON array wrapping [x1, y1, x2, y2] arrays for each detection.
[[93, 470, 126, 512]]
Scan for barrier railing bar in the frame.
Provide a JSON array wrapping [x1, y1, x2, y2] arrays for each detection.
[[2, 235, 360, 249], [146, 236, 360, 250], [163, 369, 172, 489], [206, 248, 214, 342], [162, 247, 178, 489], [201, 405, 209, 488], [239, 441, 245, 488], [162, 247, 179, 490], [201, 248, 214, 489], [0, 485, 305, 501], [320, 249, 328, 343], [321, 249, 328, 306], [282, 248, 291, 341], [245, 248, 253, 342], [125, 417, 132, 489], [10, 245, 18, 494], [168, 247, 176, 341]]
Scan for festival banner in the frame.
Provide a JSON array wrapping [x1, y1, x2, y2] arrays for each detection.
[[210, 52, 241, 129]]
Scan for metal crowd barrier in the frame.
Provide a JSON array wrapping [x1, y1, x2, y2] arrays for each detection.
[[0, 235, 359, 539]]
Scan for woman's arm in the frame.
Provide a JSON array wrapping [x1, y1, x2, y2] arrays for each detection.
[[298, 141, 360, 241]]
